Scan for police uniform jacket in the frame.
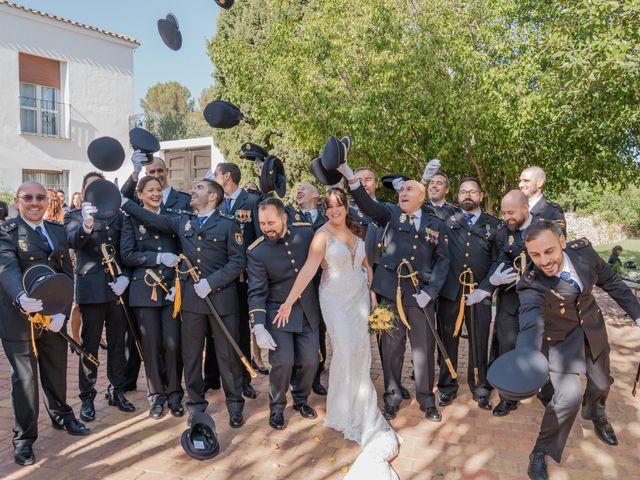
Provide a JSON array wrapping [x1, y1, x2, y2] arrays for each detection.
[[516, 239, 640, 374], [220, 188, 262, 250], [439, 211, 500, 302], [492, 224, 528, 315], [529, 195, 566, 234], [428, 201, 458, 221], [120, 212, 180, 308], [121, 201, 245, 316], [246, 224, 320, 334], [121, 174, 192, 214], [350, 184, 449, 305], [0, 217, 73, 341], [65, 209, 128, 305]]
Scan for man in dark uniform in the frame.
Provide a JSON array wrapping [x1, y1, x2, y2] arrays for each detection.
[[487, 190, 531, 416], [515, 220, 640, 480], [65, 172, 135, 422], [0, 181, 89, 466], [519, 166, 566, 234], [436, 177, 500, 410], [247, 198, 320, 429], [121, 178, 247, 428], [340, 160, 450, 423]]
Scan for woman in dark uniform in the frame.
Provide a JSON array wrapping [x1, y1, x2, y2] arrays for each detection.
[[120, 176, 184, 419]]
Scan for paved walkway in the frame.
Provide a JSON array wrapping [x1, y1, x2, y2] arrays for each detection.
[[0, 291, 638, 479]]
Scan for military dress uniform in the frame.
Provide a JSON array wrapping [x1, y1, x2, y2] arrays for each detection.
[[428, 201, 458, 221], [0, 217, 80, 450], [120, 211, 183, 410], [121, 201, 246, 421], [516, 238, 640, 462], [246, 224, 320, 414], [64, 209, 132, 411], [436, 210, 500, 403], [529, 195, 566, 234], [349, 183, 449, 412]]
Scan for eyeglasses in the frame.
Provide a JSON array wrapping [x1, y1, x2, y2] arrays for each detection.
[[459, 190, 481, 196], [17, 194, 48, 203]]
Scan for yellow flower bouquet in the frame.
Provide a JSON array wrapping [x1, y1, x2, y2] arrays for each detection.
[[368, 303, 397, 334]]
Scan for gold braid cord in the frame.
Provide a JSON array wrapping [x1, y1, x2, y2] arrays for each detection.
[[395, 261, 416, 330], [172, 256, 200, 319], [454, 269, 477, 337], [25, 312, 52, 358], [513, 251, 526, 284]]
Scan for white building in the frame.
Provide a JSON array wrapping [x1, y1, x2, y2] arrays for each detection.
[[0, 1, 138, 197]]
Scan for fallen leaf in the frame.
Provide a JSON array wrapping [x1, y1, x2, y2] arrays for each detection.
[[314, 436, 323, 443], [328, 457, 336, 463], [271, 443, 280, 450], [340, 466, 350, 473]]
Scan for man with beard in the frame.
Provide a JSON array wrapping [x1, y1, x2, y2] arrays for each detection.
[[436, 177, 500, 410], [518, 167, 566, 234], [247, 198, 320, 429], [486, 190, 531, 416]]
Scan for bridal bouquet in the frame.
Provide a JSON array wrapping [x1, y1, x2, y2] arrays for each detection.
[[368, 303, 397, 334]]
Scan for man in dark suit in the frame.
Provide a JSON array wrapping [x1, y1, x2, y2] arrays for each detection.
[[247, 198, 320, 429], [121, 178, 247, 428], [341, 159, 450, 423], [519, 166, 566, 234], [516, 220, 640, 479], [65, 172, 135, 422], [0, 181, 89, 466], [436, 177, 500, 410]]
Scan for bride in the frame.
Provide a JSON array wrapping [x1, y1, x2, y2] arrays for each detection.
[[275, 188, 401, 479]]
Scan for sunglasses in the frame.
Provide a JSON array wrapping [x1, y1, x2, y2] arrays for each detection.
[[18, 194, 48, 203]]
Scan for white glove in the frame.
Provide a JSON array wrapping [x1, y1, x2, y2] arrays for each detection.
[[194, 279, 212, 298], [422, 158, 441, 181], [48, 313, 66, 333], [165, 286, 176, 302], [635, 317, 640, 327], [253, 324, 277, 350], [489, 263, 518, 286], [109, 275, 130, 297], [412, 290, 432, 308], [392, 178, 405, 192], [81, 202, 98, 230], [18, 294, 43, 314], [157, 252, 180, 268], [336, 162, 355, 180], [131, 150, 146, 173], [465, 289, 491, 306]]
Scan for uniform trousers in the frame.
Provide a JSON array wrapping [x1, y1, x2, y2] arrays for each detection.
[[492, 301, 520, 403], [3, 333, 74, 448]]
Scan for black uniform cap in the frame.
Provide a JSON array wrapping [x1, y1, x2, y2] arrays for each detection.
[[83, 179, 122, 220], [87, 137, 125, 172], [180, 412, 220, 460], [22, 265, 73, 316]]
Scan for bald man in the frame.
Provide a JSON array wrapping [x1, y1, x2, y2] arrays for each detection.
[[0, 181, 89, 466], [518, 167, 566, 234]]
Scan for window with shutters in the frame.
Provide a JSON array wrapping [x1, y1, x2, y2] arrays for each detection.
[[22, 169, 69, 196]]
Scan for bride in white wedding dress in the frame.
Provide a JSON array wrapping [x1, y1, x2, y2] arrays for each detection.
[[276, 188, 401, 479]]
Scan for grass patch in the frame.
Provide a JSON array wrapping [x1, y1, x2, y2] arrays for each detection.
[[594, 239, 640, 281]]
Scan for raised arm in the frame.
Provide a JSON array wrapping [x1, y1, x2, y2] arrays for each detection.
[[349, 183, 390, 226], [121, 199, 180, 236]]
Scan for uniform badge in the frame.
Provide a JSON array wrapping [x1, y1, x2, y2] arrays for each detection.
[[357, 210, 363, 217], [295, 213, 301, 221], [185, 221, 192, 232], [236, 209, 252, 224], [485, 224, 492, 239], [425, 227, 439, 244], [139, 225, 147, 234], [399, 213, 407, 223], [508, 235, 514, 245], [18, 239, 28, 252], [235, 231, 244, 245]]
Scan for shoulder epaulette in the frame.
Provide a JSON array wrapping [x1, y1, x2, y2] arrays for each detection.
[[291, 222, 312, 227], [247, 236, 265, 251], [523, 268, 536, 284], [166, 207, 193, 216], [496, 221, 508, 230], [44, 219, 63, 227], [1, 221, 17, 232], [568, 237, 590, 249], [219, 212, 236, 221], [547, 200, 561, 208]]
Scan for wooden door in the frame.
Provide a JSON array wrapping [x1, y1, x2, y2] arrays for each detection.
[[164, 147, 211, 193]]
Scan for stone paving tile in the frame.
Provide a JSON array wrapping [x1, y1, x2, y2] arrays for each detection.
[[0, 289, 638, 479]]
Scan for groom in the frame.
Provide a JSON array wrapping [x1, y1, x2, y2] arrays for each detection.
[[339, 162, 450, 423], [246, 198, 320, 429]]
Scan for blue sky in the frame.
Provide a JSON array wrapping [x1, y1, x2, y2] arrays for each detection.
[[19, 0, 219, 112]]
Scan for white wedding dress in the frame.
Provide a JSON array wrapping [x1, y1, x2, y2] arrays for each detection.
[[319, 228, 401, 479]]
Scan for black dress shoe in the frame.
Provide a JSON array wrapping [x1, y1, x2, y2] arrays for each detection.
[[251, 360, 270, 375], [57, 418, 90, 436], [149, 403, 165, 420], [425, 406, 442, 423], [527, 450, 549, 480], [382, 404, 398, 420], [312, 383, 328, 396], [169, 402, 185, 417], [243, 383, 257, 399], [400, 386, 410, 400], [493, 400, 518, 417], [106, 390, 136, 413], [593, 416, 618, 446], [269, 411, 285, 430], [409, 369, 415, 381], [438, 392, 457, 407], [14, 445, 35, 466], [473, 396, 493, 410], [80, 399, 95, 422], [293, 403, 317, 419], [229, 412, 245, 428]]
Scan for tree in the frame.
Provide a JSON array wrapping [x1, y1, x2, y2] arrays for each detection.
[[140, 81, 194, 117]]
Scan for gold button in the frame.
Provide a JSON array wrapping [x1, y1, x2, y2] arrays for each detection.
[[214, 239, 217, 242], [410, 256, 415, 261], [197, 259, 201, 264], [155, 235, 159, 239], [29, 256, 34, 260], [287, 251, 292, 255], [463, 264, 467, 268], [467, 232, 471, 236], [197, 247, 201, 252], [466, 242, 470, 246], [157, 247, 162, 251], [414, 235, 419, 239], [546, 337, 551, 341], [291, 259, 295, 264], [198, 236, 202, 240], [412, 245, 417, 250], [284, 242, 289, 246], [465, 253, 469, 257], [108, 237, 112, 241], [139, 237, 143, 240], [105, 226, 110, 231], [294, 268, 299, 272]]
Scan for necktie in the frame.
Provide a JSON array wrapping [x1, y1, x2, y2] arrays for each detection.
[[35, 226, 52, 253], [518, 229, 525, 241], [198, 216, 207, 226], [464, 213, 475, 227], [224, 197, 232, 213], [301, 211, 312, 223], [559, 271, 581, 292]]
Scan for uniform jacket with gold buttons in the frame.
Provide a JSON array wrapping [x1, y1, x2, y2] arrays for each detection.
[[0, 217, 73, 341], [122, 201, 245, 316], [65, 208, 129, 305], [529, 195, 566, 235], [516, 238, 640, 374], [120, 212, 180, 308], [246, 224, 320, 333], [350, 184, 449, 305]]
